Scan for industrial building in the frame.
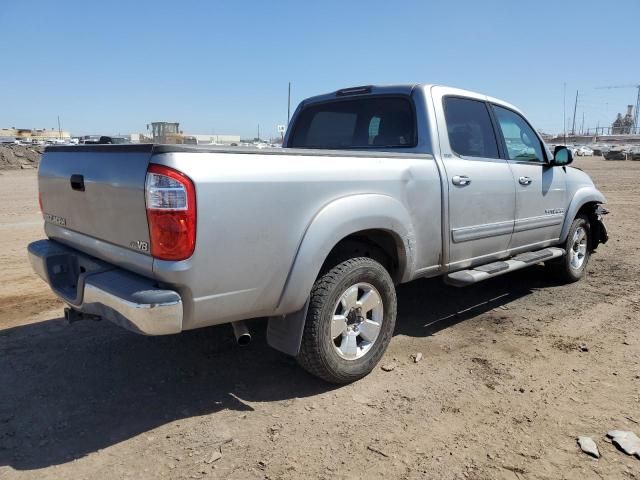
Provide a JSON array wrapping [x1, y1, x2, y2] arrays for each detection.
[[0, 127, 71, 142], [183, 134, 241, 145], [149, 121, 239, 145], [149, 122, 182, 144], [612, 105, 635, 134]]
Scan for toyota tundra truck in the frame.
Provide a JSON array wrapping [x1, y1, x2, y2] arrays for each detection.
[[28, 84, 608, 383]]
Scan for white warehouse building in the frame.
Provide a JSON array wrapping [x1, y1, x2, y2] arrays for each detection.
[[185, 134, 240, 145]]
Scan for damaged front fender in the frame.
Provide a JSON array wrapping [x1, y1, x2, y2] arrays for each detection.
[[591, 205, 609, 250]]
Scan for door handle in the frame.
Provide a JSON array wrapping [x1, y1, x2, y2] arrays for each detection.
[[452, 175, 471, 186], [70, 174, 85, 191], [518, 176, 532, 186]]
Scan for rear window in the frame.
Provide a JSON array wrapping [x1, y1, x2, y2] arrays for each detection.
[[289, 96, 416, 149]]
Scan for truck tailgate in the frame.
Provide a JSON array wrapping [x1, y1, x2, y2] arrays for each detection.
[[38, 144, 153, 254]]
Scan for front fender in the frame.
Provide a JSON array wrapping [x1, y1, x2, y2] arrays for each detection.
[[560, 187, 606, 242], [274, 193, 416, 315]]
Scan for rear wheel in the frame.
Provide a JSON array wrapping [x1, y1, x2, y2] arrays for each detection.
[[546, 214, 591, 283], [296, 257, 397, 384]]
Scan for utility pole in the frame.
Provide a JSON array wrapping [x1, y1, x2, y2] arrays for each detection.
[[287, 82, 291, 125], [563, 83, 567, 144], [571, 90, 578, 136], [580, 112, 585, 135], [636, 87, 640, 134], [57, 116, 62, 140]]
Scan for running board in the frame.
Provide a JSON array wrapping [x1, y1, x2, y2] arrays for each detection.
[[445, 247, 565, 287]]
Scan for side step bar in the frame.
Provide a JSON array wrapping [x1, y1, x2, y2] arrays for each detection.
[[445, 247, 565, 287]]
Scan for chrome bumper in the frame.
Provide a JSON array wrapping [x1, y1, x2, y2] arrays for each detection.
[[28, 239, 183, 335]]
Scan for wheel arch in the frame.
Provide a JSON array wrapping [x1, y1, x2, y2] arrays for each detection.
[[560, 187, 606, 243], [274, 194, 415, 316], [320, 228, 407, 283]]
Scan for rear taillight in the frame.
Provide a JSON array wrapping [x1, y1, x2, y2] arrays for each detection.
[[145, 164, 196, 261]]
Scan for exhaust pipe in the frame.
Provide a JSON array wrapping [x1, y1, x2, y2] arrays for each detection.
[[64, 307, 101, 323], [231, 321, 252, 346]]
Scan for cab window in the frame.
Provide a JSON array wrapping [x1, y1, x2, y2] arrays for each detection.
[[443, 97, 499, 159], [492, 105, 545, 162], [289, 96, 416, 149]]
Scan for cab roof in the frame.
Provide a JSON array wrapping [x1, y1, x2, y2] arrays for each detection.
[[301, 83, 524, 117]]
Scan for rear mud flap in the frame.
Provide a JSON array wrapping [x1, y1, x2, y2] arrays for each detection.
[[266, 299, 310, 357]]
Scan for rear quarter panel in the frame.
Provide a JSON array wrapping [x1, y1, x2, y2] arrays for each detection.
[[150, 150, 442, 329]]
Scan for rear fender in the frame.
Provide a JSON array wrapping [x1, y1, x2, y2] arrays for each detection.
[[267, 194, 415, 356], [274, 194, 415, 315]]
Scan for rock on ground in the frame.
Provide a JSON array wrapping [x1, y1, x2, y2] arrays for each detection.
[[607, 430, 640, 457], [577, 436, 600, 458]]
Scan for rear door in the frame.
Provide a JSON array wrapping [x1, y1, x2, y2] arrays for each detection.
[[432, 88, 516, 269], [39, 145, 153, 253], [490, 104, 567, 250]]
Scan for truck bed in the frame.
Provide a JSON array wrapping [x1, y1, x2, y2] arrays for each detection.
[[38, 143, 442, 330]]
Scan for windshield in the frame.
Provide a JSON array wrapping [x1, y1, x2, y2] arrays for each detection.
[[288, 96, 416, 149]]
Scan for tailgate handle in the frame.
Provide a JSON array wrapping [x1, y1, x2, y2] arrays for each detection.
[[70, 174, 85, 192]]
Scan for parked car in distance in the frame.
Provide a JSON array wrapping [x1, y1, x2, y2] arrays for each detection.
[[604, 148, 627, 161], [29, 84, 609, 383], [576, 146, 594, 156]]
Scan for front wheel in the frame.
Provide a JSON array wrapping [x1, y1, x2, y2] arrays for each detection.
[[296, 257, 397, 384], [546, 214, 591, 283]]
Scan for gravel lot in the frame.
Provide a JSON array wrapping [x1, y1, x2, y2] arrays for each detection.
[[0, 157, 638, 479]]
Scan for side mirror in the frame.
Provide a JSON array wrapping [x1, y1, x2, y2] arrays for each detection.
[[552, 146, 573, 166]]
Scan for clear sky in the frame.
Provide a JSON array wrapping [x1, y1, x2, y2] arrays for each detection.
[[1, 0, 639, 139]]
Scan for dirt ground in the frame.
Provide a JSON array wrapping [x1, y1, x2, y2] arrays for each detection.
[[0, 157, 638, 480]]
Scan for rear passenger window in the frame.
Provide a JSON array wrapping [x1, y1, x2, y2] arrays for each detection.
[[444, 97, 499, 159]]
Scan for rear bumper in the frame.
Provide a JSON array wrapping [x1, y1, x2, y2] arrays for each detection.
[[28, 239, 183, 335]]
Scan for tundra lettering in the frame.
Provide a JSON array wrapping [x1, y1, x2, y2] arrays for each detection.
[[545, 208, 566, 215], [43, 213, 66, 226]]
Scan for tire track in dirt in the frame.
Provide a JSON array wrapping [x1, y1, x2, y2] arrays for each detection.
[[0, 292, 62, 327]]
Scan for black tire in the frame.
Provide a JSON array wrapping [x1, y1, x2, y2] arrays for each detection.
[[296, 257, 397, 384], [546, 214, 591, 283]]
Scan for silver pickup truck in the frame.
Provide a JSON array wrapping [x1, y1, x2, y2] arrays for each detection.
[[28, 84, 608, 383]]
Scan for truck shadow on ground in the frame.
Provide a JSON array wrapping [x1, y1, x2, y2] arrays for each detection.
[[0, 265, 558, 470]]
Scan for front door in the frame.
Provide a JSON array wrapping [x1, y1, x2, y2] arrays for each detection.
[[434, 91, 517, 269], [490, 105, 567, 250]]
